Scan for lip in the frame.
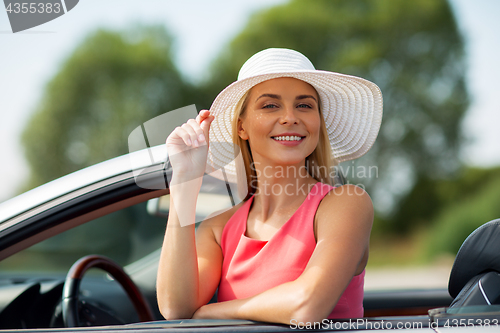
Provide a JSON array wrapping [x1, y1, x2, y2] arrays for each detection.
[[271, 133, 306, 146], [272, 132, 305, 137]]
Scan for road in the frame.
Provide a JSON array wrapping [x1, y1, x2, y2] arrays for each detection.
[[364, 263, 453, 291]]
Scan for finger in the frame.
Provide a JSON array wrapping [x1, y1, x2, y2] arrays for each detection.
[[194, 111, 212, 141], [199, 116, 215, 143], [199, 109, 211, 118], [200, 114, 214, 131], [170, 126, 193, 147], [186, 118, 206, 146], [199, 115, 215, 143], [187, 118, 204, 135], [182, 122, 201, 147], [196, 110, 211, 124]]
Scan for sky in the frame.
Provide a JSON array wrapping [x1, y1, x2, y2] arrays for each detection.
[[0, 0, 499, 203]]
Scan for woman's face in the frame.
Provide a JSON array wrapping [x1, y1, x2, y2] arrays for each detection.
[[238, 77, 321, 167]]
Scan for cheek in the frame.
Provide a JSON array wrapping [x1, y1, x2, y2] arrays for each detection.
[[308, 114, 321, 137], [252, 114, 268, 125], [307, 115, 322, 150], [247, 115, 272, 135]]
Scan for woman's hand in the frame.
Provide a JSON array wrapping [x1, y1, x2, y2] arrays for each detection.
[[166, 110, 214, 182]]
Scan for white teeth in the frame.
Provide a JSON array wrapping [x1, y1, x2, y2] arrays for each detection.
[[273, 136, 302, 141]]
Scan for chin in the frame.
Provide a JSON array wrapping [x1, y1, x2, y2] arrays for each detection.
[[272, 156, 308, 167]]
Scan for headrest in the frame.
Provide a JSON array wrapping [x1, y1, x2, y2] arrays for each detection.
[[449, 219, 500, 298]]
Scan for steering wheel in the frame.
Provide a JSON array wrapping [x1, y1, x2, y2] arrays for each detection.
[[62, 255, 154, 327]]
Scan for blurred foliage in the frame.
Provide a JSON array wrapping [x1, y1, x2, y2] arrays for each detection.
[[421, 167, 500, 260], [384, 167, 500, 234], [368, 167, 500, 265], [21, 25, 201, 190]]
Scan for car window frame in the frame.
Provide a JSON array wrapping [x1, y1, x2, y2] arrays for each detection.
[[0, 165, 169, 262]]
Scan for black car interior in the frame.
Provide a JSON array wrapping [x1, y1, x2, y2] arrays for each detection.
[[448, 219, 500, 308]]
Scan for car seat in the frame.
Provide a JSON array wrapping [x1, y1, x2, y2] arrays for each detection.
[[448, 219, 500, 307]]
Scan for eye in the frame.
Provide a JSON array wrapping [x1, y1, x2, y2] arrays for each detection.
[[297, 103, 313, 109], [262, 103, 278, 109]]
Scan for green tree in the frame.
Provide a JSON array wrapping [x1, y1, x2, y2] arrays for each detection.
[[19, 26, 196, 265], [21, 25, 198, 190], [390, 166, 500, 235], [421, 167, 500, 259], [201, 0, 468, 226]]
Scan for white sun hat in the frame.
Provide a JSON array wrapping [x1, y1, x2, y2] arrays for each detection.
[[205, 48, 383, 183]]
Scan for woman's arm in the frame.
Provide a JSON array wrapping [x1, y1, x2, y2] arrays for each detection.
[[193, 184, 373, 324], [156, 179, 201, 319], [156, 110, 222, 319], [156, 181, 226, 319]]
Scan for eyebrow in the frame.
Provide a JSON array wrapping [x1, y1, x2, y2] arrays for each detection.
[[255, 94, 318, 103], [297, 94, 318, 102]]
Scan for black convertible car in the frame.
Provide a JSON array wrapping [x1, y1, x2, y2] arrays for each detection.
[[0, 141, 499, 332]]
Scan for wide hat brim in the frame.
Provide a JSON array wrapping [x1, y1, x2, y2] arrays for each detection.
[[206, 69, 383, 183]]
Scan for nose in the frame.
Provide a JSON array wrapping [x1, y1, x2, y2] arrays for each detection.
[[279, 104, 299, 125]]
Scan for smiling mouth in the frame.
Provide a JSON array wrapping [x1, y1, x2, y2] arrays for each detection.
[[272, 135, 305, 141]]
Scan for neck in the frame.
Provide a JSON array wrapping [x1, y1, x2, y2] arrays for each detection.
[[249, 160, 318, 222]]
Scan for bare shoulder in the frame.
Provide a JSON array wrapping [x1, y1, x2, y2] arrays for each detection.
[[322, 184, 373, 211], [312, 184, 373, 275], [315, 184, 374, 236], [196, 201, 246, 246]]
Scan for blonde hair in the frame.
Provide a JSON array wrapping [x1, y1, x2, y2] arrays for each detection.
[[232, 84, 338, 199]]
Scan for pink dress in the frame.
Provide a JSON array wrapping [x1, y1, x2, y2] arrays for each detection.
[[218, 182, 365, 319]]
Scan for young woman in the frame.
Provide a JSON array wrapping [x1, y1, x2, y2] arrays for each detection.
[[156, 48, 383, 324]]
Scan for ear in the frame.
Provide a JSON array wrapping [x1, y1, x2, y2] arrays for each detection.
[[237, 118, 249, 140]]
